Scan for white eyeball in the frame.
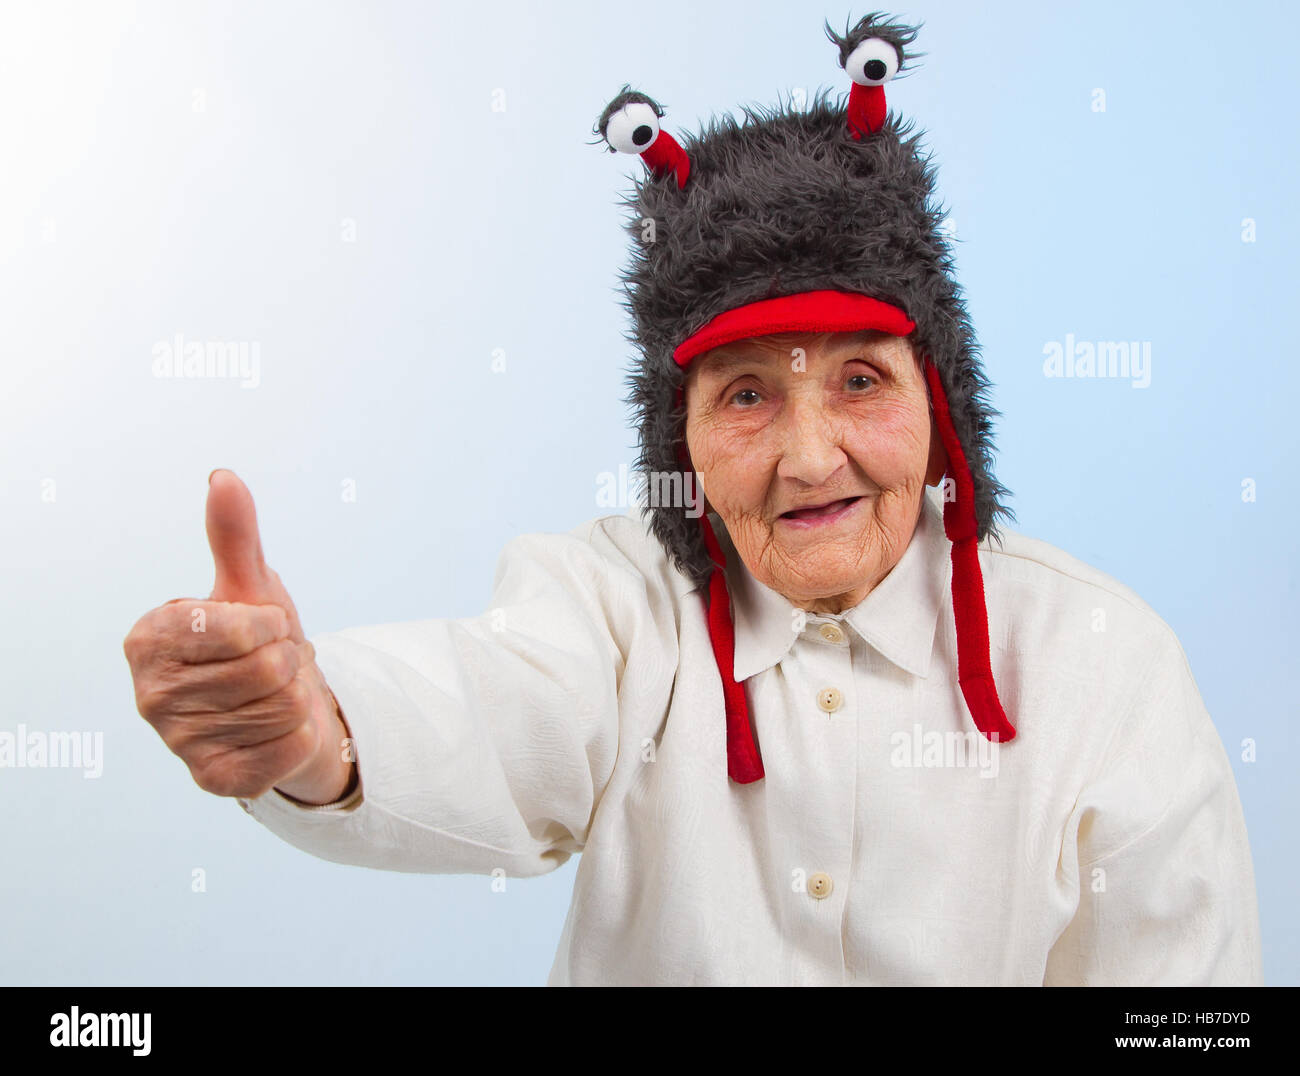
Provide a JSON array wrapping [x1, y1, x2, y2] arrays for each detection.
[[845, 37, 900, 87], [603, 102, 661, 155]]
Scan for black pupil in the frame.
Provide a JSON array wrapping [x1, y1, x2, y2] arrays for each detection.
[[864, 58, 887, 80], [632, 124, 653, 146]]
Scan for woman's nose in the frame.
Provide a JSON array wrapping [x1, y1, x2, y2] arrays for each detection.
[[775, 405, 846, 487]]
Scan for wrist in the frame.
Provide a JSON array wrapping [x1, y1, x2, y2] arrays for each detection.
[[274, 693, 356, 805]]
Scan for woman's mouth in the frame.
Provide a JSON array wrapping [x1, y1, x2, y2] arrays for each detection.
[[778, 496, 865, 528]]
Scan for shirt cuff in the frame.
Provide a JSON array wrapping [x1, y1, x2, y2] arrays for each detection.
[[237, 778, 363, 817]]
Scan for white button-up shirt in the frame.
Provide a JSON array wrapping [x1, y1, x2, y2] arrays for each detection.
[[238, 486, 1262, 985]]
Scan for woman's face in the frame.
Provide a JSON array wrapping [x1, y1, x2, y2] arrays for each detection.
[[684, 329, 946, 615]]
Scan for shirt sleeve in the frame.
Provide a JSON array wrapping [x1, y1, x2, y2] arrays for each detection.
[[1043, 629, 1263, 985], [235, 517, 672, 879]]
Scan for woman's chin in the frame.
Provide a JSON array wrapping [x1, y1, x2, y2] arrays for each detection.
[[766, 563, 871, 605], [759, 530, 880, 601]]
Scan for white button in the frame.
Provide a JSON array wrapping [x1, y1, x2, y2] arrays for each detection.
[[818, 622, 845, 644], [816, 687, 843, 713], [808, 872, 833, 899]]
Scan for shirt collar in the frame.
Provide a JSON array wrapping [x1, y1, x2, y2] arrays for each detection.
[[716, 486, 951, 682]]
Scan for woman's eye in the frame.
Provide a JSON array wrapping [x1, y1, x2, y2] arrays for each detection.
[[729, 388, 761, 407], [846, 374, 876, 391]]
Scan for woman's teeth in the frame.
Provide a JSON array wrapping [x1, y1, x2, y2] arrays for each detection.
[[784, 497, 858, 519]]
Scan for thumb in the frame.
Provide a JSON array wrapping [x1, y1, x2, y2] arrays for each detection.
[[206, 469, 306, 643]]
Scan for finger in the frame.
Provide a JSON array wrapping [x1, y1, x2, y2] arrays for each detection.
[[204, 470, 307, 645], [145, 601, 291, 663], [206, 469, 272, 604], [142, 638, 305, 716], [157, 668, 322, 754]]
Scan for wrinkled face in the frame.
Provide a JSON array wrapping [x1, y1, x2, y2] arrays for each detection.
[[684, 329, 946, 615]]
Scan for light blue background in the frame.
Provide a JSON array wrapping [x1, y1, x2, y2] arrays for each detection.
[[1, 0, 1295, 985]]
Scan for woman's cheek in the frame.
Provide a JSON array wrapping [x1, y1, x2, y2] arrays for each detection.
[[853, 404, 931, 481], [692, 414, 750, 470], [692, 420, 770, 509]]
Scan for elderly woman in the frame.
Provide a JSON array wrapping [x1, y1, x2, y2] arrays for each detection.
[[124, 14, 1260, 986]]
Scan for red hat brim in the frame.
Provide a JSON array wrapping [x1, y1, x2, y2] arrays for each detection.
[[673, 290, 916, 367]]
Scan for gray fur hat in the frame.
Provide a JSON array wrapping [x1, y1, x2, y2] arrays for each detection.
[[594, 11, 1017, 783]]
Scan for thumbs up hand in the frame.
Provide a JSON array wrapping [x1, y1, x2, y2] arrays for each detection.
[[124, 470, 356, 804]]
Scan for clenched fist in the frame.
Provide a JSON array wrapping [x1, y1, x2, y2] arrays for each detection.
[[123, 469, 357, 804]]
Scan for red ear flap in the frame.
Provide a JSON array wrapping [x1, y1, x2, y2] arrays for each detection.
[[922, 357, 1016, 744], [674, 383, 763, 782], [925, 409, 949, 487], [699, 513, 763, 783]]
